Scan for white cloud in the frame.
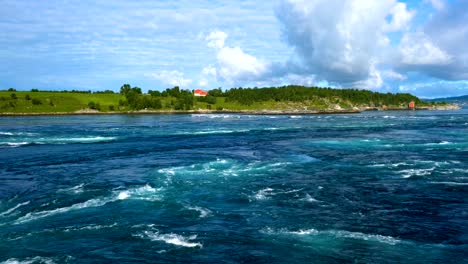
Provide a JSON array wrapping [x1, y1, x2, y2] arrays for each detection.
[[205, 30, 268, 85], [150, 70, 193, 87], [206, 31, 228, 49], [276, 0, 411, 87], [399, 32, 453, 66], [384, 2, 415, 32], [383, 70, 407, 81], [425, 0, 445, 11], [202, 65, 217, 77]]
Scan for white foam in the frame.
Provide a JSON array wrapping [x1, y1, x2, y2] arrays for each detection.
[[424, 141, 452, 146], [186, 206, 211, 218], [429, 181, 468, 186], [14, 185, 162, 224], [302, 194, 319, 202], [399, 168, 435, 178], [0, 132, 37, 136], [116, 185, 163, 201], [136, 230, 202, 248], [4, 142, 30, 147], [253, 188, 274, 201], [264, 228, 400, 245], [63, 223, 118, 232], [46, 136, 117, 143], [0, 201, 30, 217], [188, 129, 250, 135], [13, 196, 115, 225], [57, 183, 84, 194], [117, 191, 130, 200], [0, 257, 57, 264]]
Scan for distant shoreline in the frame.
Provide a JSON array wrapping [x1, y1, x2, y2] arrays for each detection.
[[0, 106, 460, 117]]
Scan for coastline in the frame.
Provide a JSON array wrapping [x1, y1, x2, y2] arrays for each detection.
[[0, 104, 460, 117]]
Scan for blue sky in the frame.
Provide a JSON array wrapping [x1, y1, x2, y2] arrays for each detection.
[[0, 0, 467, 98]]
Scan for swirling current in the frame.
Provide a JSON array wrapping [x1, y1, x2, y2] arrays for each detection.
[[0, 110, 467, 263]]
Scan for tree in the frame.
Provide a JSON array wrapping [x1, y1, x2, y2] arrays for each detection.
[[120, 84, 132, 96]]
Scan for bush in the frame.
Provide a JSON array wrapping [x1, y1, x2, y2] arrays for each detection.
[[25, 94, 31, 100], [8, 88, 16, 92], [10, 93, 17, 100], [32, 98, 42, 105], [109, 105, 115, 111], [88, 101, 101, 111], [31, 89, 39, 92]]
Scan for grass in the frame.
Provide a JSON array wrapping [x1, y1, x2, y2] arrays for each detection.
[[0, 91, 125, 113]]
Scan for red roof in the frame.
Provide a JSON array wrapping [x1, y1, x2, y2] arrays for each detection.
[[194, 89, 208, 96]]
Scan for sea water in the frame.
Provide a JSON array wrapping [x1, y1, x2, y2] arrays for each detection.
[[0, 110, 467, 263]]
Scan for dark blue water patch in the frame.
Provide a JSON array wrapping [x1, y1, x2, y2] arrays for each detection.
[[0, 111, 467, 263]]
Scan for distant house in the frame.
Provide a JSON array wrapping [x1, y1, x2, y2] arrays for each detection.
[[408, 101, 415, 109], [194, 89, 208, 97]]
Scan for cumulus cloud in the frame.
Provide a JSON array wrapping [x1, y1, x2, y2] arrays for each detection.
[[150, 70, 193, 87], [399, 32, 453, 65], [275, 0, 413, 89], [397, 0, 468, 80], [205, 30, 268, 85], [206, 31, 228, 49]]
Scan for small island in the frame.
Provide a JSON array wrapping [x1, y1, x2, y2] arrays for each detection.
[[0, 85, 459, 116]]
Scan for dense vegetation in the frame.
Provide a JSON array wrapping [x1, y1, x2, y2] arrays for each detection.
[[0, 85, 440, 114]]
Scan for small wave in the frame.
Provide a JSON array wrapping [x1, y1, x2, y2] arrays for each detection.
[[429, 181, 468, 186], [135, 230, 202, 248], [0, 256, 57, 264], [424, 141, 452, 146], [157, 159, 290, 181], [0, 132, 38, 136], [0, 201, 30, 217], [57, 184, 84, 194], [399, 168, 435, 178], [63, 223, 118, 232], [252, 188, 274, 201], [3, 142, 31, 147], [185, 206, 211, 218], [263, 228, 400, 245], [13, 196, 115, 225], [0, 137, 117, 147], [191, 114, 241, 119], [184, 129, 250, 135], [116, 185, 163, 201], [302, 194, 319, 202], [13, 185, 161, 224], [289, 154, 319, 163]]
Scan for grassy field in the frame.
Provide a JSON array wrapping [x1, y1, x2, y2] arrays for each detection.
[[0, 91, 125, 113], [0, 91, 332, 113]]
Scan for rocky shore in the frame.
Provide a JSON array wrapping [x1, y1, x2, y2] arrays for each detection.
[[0, 103, 460, 116]]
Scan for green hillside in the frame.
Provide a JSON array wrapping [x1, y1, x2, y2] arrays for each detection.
[[0, 85, 443, 114]]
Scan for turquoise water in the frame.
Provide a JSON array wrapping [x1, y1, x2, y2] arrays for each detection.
[[0, 110, 467, 263]]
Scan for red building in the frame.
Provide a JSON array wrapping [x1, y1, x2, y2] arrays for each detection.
[[194, 89, 208, 97], [408, 101, 415, 109]]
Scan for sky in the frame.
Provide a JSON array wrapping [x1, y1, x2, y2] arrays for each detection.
[[0, 0, 467, 98]]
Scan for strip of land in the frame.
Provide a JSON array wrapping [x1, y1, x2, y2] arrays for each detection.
[[0, 85, 459, 116]]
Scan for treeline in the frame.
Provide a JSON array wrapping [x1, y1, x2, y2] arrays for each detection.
[[119, 84, 212, 110], [223, 85, 424, 106]]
